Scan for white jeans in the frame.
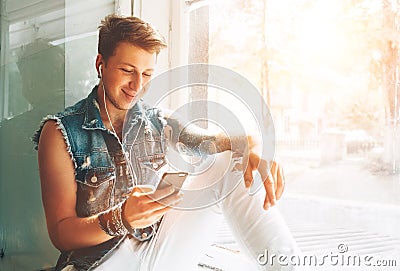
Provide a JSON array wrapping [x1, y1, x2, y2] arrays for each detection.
[[88, 152, 302, 271]]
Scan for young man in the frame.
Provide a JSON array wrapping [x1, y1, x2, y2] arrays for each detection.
[[34, 14, 301, 271]]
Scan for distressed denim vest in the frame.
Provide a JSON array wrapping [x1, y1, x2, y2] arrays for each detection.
[[33, 86, 167, 271]]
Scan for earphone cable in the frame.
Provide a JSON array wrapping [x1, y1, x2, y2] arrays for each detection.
[[102, 79, 141, 186]]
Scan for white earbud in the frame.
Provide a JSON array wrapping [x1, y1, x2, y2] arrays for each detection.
[[98, 64, 103, 78]]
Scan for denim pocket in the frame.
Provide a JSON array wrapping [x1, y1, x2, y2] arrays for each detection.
[[136, 154, 167, 187], [76, 168, 115, 217]]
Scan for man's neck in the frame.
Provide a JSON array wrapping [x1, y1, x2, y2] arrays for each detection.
[[96, 87, 126, 139], [103, 109, 126, 138]]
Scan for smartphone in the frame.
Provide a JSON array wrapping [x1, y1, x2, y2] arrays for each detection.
[[157, 172, 188, 192]]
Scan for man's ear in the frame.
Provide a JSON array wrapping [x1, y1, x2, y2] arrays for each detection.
[[95, 54, 104, 78]]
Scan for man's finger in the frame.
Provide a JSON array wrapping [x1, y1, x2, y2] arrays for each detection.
[[131, 207, 171, 229], [130, 186, 141, 195], [271, 161, 278, 186], [263, 193, 271, 210], [151, 205, 173, 217], [275, 165, 285, 200], [243, 163, 254, 188], [151, 192, 183, 209], [263, 170, 276, 209], [141, 185, 175, 203], [243, 152, 255, 188]]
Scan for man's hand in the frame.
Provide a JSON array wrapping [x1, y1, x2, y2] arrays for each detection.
[[243, 151, 285, 210], [122, 185, 183, 229]]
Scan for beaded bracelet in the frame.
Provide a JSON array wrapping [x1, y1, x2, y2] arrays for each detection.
[[98, 204, 129, 236], [98, 202, 159, 241], [121, 201, 156, 242]]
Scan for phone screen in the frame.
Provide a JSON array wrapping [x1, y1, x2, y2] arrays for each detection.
[[157, 172, 188, 191]]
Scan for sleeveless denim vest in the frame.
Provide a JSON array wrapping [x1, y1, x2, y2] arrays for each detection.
[[33, 86, 167, 271]]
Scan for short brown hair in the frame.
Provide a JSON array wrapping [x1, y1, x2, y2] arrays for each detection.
[[98, 14, 167, 61]]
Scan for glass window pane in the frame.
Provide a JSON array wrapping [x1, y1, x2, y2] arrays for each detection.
[[194, 0, 400, 268], [0, 0, 115, 270], [0, 1, 66, 269], [65, 0, 115, 105]]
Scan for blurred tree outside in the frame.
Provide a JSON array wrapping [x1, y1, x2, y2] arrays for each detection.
[[209, 0, 400, 173], [381, 0, 400, 171]]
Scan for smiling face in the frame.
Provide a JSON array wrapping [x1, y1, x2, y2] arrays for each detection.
[[96, 42, 156, 112]]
